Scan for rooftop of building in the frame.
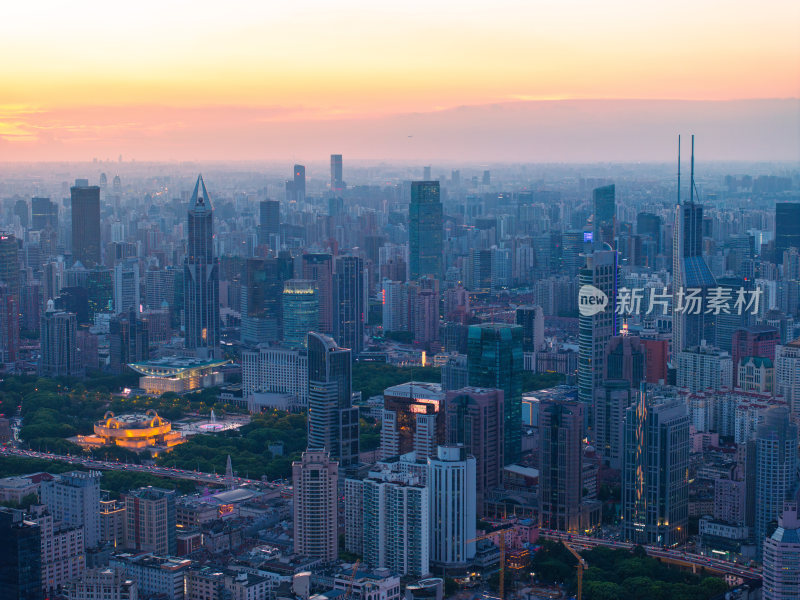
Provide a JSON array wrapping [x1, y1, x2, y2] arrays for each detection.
[[129, 355, 229, 376], [383, 380, 443, 399]]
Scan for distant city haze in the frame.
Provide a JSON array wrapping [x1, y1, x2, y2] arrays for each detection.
[[0, 0, 798, 161]]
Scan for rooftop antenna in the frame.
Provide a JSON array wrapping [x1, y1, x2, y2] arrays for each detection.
[[677, 135, 681, 205]]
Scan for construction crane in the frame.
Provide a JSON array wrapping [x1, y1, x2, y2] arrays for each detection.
[[467, 526, 515, 600], [562, 541, 588, 600], [343, 559, 360, 600]]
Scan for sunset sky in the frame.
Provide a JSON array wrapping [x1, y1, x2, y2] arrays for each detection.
[[2, 0, 799, 162]]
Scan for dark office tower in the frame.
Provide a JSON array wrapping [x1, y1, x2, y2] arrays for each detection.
[[0, 284, 19, 365], [333, 255, 365, 356], [293, 164, 306, 201], [672, 137, 716, 352], [775, 202, 800, 263], [183, 175, 220, 358], [516, 305, 545, 353], [636, 212, 662, 253], [303, 253, 334, 334], [482, 170, 491, 185], [39, 301, 81, 377], [330, 154, 344, 193], [109, 310, 149, 374], [241, 258, 283, 344], [307, 332, 359, 467], [595, 336, 646, 469], [423, 166, 431, 180], [31, 197, 58, 230], [0, 233, 19, 297], [259, 200, 280, 246], [578, 250, 618, 408], [13, 199, 28, 228], [444, 387, 504, 516], [622, 389, 689, 547], [86, 268, 113, 319], [0, 507, 42, 600], [409, 181, 443, 280], [593, 184, 616, 250], [70, 179, 101, 267], [467, 323, 523, 464], [539, 398, 585, 532]]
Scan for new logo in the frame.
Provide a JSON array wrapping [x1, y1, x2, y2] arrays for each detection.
[[578, 285, 608, 316]]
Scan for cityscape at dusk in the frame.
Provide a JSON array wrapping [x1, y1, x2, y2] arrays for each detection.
[[1, 2, 799, 600]]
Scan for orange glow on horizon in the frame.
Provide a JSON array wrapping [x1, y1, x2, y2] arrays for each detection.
[[1, 0, 798, 160]]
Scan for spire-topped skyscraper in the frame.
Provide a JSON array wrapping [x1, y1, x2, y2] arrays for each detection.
[[184, 175, 220, 357], [672, 136, 716, 352]]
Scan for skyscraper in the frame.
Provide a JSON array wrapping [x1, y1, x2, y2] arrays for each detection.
[[302, 253, 334, 334], [333, 255, 365, 356], [380, 381, 445, 460], [592, 184, 616, 249], [70, 180, 101, 267], [752, 406, 798, 555], [293, 449, 338, 562], [775, 202, 800, 263], [109, 310, 149, 374], [307, 332, 359, 467], [258, 199, 280, 246], [40, 470, 102, 548], [0, 283, 19, 365], [183, 175, 220, 358], [409, 181, 443, 280], [282, 279, 319, 348], [731, 325, 780, 388], [467, 323, 523, 464], [0, 233, 20, 298], [538, 397, 585, 532], [330, 154, 344, 193], [762, 505, 800, 600], [123, 487, 177, 556], [622, 389, 689, 547], [578, 249, 618, 408], [428, 445, 476, 568], [595, 336, 646, 469], [31, 197, 58, 231], [444, 387, 504, 516], [0, 508, 42, 600], [286, 164, 306, 203], [39, 301, 81, 377], [113, 257, 140, 314], [775, 337, 800, 416], [516, 305, 545, 353], [241, 257, 283, 344], [672, 136, 716, 352]]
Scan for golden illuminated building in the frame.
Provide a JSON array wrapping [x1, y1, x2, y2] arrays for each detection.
[[78, 410, 185, 454], [128, 356, 228, 395]]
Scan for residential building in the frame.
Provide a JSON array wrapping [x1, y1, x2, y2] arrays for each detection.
[[40, 471, 101, 548], [676, 342, 733, 392], [775, 337, 800, 416], [63, 568, 137, 600], [428, 445, 476, 569], [763, 505, 800, 600], [292, 450, 338, 562], [123, 487, 177, 556]]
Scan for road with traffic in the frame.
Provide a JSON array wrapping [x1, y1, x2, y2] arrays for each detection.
[[539, 529, 761, 581], [0, 446, 290, 492]]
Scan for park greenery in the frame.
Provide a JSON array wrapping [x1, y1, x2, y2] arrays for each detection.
[[351, 362, 441, 400], [526, 541, 728, 600]]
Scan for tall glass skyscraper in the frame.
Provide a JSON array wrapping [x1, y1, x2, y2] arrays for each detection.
[[467, 323, 523, 464], [307, 332, 359, 467], [183, 175, 220, 357], [592, 184, 616, 250], [330, 154, 344, 193], [70, 180, 101, 267], [282, 279, 319, 348], [333, 255, 365, 356], [409, 181, 443, 280], [775, 202, 800, 263], [241, 257, 283, 344]]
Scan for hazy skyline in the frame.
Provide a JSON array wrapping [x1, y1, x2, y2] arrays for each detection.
[[2, 0, 799, 161]]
